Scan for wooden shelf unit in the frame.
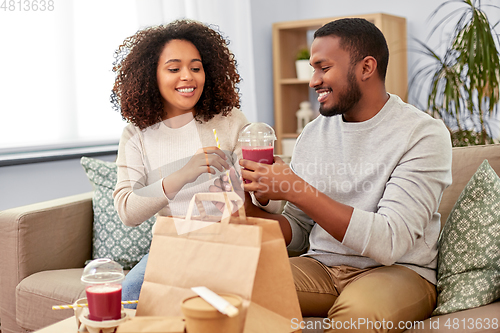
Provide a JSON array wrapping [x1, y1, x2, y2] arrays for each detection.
[[272, 13, 407, 154]]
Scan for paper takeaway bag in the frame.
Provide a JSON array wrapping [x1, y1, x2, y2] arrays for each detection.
[[117, 317, 185, 333], [136, 192, 302, 333]]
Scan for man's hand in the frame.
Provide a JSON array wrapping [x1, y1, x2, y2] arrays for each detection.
[[208, 167, 245, 213], [239, 155, 304, 203]]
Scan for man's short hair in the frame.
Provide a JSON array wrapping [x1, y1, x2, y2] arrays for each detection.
[[314, 18, 389, 81]]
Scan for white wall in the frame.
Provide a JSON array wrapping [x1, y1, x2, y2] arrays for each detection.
[[249, 0, 302, 126], [250, 0, 500, 130], [0, 155, 116, 211], [2, 0, 499, 211]]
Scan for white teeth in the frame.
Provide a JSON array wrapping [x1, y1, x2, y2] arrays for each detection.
[[318, 91, 330, 97], [177, 88, 194, 93]]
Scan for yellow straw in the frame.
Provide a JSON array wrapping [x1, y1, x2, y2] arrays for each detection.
[[121, 300, 139, 305], [213, 129, 220, 148], [213, 129, 233, 191], [52, 300, 138, 310]]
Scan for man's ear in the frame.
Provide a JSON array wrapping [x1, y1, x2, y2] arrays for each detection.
[[360, 56, 377, 81]]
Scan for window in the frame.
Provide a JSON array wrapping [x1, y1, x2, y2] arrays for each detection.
[[0, 0, 257, 161], [0, 0, 138, 152]]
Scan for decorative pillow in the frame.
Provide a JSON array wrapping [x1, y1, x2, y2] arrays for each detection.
[[433, 159, 500, 315], [81, 156, 155, 270]]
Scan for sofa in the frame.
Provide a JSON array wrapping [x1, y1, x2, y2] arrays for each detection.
[[1, 144, 500, 333]]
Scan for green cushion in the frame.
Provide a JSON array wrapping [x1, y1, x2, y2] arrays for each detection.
[[433, 159, 500, 315], [80, 156, 155, 270]]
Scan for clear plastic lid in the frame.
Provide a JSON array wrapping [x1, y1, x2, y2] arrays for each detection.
[[81, 258, 125, 285], [238, 122, 277, 144]]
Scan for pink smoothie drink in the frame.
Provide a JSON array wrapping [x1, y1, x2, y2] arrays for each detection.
[[242, 146, 274, 183], [86, 284, 122, 321], [242, 146, 274, 164]]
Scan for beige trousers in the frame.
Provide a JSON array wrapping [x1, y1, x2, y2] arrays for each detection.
[[290, 257, 436, 333]]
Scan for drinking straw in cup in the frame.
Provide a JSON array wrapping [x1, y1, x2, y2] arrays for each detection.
[[213, 129, 220, 148], [213, 129, 234, 191]]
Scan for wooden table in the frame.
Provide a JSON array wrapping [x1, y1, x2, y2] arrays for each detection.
[[34, 309, 136, 333]]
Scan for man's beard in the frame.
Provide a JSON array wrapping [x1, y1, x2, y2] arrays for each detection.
[[319, 68, 361, 117]]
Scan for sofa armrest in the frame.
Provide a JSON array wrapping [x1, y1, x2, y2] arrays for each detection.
[[0, 192, 94, 333], [0, 192, 94, 278], [0, 192, 93, 300]]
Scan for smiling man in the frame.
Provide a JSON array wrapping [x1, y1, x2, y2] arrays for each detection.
[[241, 18, 453, 332]]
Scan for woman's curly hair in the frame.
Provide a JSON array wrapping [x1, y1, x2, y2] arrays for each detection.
[[111, 19, 241, 130]]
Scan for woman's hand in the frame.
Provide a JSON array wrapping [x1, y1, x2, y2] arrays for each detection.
[[162, 146, 229, 200], [181, 146, 230, 184]]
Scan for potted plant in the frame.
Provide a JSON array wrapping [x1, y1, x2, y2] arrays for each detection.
[[295, 47, 313, 80], [409, 0, 500, 146]]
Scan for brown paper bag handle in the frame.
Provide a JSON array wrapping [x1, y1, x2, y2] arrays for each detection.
[[185, 192, 247, 224]]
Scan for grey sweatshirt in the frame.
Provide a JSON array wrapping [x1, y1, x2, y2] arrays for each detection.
[[285, 94, 452, 284]]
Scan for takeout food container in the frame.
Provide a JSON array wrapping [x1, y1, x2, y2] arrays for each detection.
[[181, 294, 243, 333]]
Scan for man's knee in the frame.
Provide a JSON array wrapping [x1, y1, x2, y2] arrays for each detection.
[[327, 299, 399, 332], [328, 295, 377, 322]]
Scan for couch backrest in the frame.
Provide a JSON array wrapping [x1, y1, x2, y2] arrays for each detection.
[[438, 143, 500, 228]]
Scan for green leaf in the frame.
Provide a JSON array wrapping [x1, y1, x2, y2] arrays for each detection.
[[408, 0, 500, 145]]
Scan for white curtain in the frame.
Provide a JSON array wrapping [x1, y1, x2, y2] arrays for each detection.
[[0, 0, 256, 152]]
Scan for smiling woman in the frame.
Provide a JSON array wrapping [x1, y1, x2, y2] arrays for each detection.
[[111, 20, 241, 130], [110, 19, 253, 308]]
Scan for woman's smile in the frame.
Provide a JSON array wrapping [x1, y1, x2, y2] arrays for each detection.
[[157, 39, 205, 119]]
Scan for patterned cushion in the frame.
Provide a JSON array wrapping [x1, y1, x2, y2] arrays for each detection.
[[81, 156, 155, 270], [433, 159, 500, 315]]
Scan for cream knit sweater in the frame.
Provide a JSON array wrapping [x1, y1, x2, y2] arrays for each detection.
[[113, 109, 249, 227]]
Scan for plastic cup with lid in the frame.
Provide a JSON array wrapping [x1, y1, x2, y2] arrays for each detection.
[[81, 258, 125, 321], [238, 122, 277, 165]]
